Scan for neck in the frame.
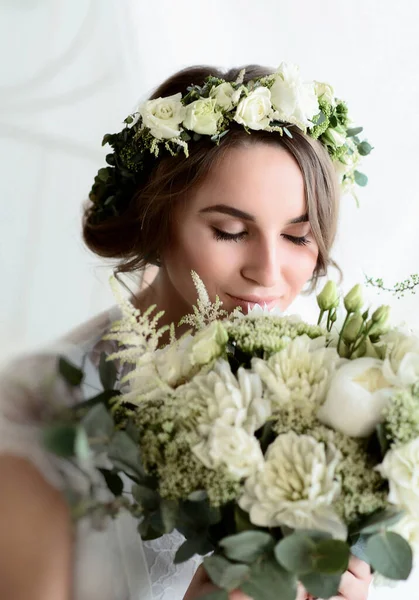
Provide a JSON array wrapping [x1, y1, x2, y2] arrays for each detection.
[[131, 268, 193, 343]]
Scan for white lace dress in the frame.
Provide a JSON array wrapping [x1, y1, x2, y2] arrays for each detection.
[[0, 306, 201, 600]]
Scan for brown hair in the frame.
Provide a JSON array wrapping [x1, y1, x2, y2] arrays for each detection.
[[82, 64, 341, 292]]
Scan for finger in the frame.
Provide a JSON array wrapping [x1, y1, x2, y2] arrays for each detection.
[[229, 591, 254, 600], [295, 582, 310, 600], [338, 570, 370, 600], [347, 556, 372, 581]]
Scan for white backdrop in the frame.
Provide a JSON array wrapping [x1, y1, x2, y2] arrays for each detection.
[[1, 0, 419, 364]]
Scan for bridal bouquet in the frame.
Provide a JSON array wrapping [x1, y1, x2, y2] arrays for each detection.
[[43, 274, 419, 600]]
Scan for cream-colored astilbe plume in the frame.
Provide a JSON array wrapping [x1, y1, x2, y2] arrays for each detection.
[[103, 275, 169, 366], [179, 271, 240, 330]]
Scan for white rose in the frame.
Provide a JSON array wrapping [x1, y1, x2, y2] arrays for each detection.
[[334, 149, 360, 181], [376, 438, 419, 517], [210, 82, 236, 110], [139, 93, 186, 139], [315, 81, 336, 107], [239, 432, 346, 539], [317, 357, 394, 437], [234, 87, 273, 130], [270, 62, 319, 130], [183, 97, 221, 135], [192, 421, 264, 480], [382, 327, 419, 375]]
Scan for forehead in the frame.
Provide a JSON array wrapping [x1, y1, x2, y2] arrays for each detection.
[[189, 143, 306, 222]]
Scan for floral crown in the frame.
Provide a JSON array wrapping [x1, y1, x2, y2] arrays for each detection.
[[89, 62, 372, 223]]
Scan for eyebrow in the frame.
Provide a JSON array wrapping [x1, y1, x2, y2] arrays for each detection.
[[199, 204, 309, 225]]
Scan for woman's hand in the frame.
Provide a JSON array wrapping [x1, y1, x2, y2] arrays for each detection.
[[184, 556, 372, 600], [299, 556, 373, 600]]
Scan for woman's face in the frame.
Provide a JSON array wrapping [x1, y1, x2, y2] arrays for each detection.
[[161, 143, 319, 315]]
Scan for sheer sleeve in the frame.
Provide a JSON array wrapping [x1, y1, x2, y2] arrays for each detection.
[[0, 307, 154, 600]]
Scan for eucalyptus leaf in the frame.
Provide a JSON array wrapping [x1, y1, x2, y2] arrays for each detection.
[[108, 431, 145, 478], [81, 403, 114, 447], [160, 498, 178, 533], [240, 557, 297, 600], [357, 141, 373, 156], [137, 517, 161, 541], [220, 531, 274, 563], [58, 356, 83, 386], [199, 591, 228, 600], [355, 507, 404, 535], [42, 423, 77, 457], [375, 423, 390, 457], [346, 126, 363, 137], [204, 556, 249, 591], [366, 531, 413, 580], [313, 539, 350, 574], [300, 572, 341, 598], [274, 534, 316, 574], [132, 484, 160, 511], [99, 352, 118, 390], [74, 390, 120, 413], [174, 535, 213, 564], [354, 170, 368, 186]]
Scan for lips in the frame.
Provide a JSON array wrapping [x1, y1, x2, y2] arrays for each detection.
[[226, 293, 281, 311]]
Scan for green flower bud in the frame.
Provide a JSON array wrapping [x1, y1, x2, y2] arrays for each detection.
[[368, 306, 391, 336], [342, 313, 363, 343], [371, 305, 391, 325], [317, 281, 339, 311], [344, 284, 363, 313]]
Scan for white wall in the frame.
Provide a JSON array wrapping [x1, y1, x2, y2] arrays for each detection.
[[2, 0, 419, 363]]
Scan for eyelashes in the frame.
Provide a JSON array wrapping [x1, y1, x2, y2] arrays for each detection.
[[211, 227, 310, 247]]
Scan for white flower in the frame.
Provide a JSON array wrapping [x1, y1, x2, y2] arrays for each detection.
[[270, 62, 319, 130], [234, 87, 273, 130], [376, 438, 419, 518], [184, 358, 271, 435], [139, 93, 186, 139], [252, 335, 340, 412], [236, 303, 283, 319], [239, 432, 346, 539], [326, 128, 347, 148], [123, 322, 228, 403], [315, 81, 336, 107], [192, 421, 264, 480], [209, 82, 236, 110], [382, 327, 419, 374], [317, 357, 394, 438], [183, 97, 221, 135], [391, 514, 419, 553]]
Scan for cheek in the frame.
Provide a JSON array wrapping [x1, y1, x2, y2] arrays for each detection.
[[284, 245, 319, 292], [164, 226, 241, 299]]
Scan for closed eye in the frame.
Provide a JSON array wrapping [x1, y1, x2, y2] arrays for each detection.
[[212, 227, 310, 247], [281, 234, 311, 247]]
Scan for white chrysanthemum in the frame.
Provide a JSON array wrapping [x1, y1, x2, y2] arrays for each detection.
[[192, 421, 264, 480], [376, 438, 419, 518], [183, 358, 271, 435], [251, 334, 340, 411], [239, 432, 346, 539]]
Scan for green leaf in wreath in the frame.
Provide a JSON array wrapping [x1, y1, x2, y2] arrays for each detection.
[[274, 533, 316, 574], [346, 126, 363, 137], [354, 170, 368, 186], [99, 352, 118, 390], [300, 572, 341, 598], [239, 557, 297, 600], [366, 531, 413, 580], [58, 356, 83, 386], [220, 530, 274, 564]]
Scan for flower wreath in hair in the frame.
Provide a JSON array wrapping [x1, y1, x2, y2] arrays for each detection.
[[89, 62, 372, 223]]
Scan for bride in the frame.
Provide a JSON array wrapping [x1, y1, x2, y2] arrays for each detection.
[[0, 63, 373, 599]]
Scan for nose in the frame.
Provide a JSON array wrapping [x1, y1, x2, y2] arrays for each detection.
[[241, 236, 284, 288]]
